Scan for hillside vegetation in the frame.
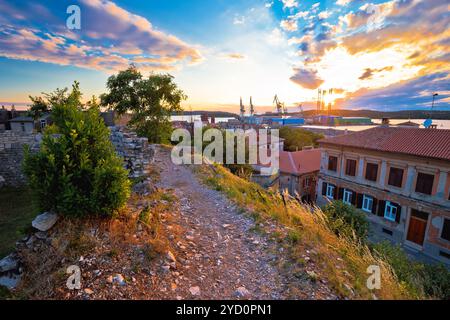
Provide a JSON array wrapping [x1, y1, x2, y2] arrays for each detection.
[[197, 164, 422, 299]]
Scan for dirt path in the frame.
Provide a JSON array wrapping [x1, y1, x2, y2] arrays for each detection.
[[152, 146, 288, 299], [16, 145, 335, 300]]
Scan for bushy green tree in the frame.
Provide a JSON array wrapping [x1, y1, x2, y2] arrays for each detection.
[[23, 82, 130, 217], [322, 201, 370, 241], [101, 65, 186, 143], [279, 127, 323, 152]]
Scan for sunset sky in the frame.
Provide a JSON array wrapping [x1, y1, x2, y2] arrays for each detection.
[[0, 0, 448, 113]]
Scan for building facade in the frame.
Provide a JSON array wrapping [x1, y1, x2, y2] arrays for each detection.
[[278, 149, 320, 202], [316, 127, 450, 265]]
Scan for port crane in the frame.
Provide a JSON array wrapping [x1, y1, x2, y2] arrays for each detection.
[[273, 95, 285, 115], [240, 97, 245, 118]]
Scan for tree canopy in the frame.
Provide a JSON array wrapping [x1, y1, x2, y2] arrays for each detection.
[[101, 66, 186, 143], [279, 127, 323, 152]]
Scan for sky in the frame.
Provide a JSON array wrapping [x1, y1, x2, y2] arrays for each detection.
[[0, 0, 448, 113]]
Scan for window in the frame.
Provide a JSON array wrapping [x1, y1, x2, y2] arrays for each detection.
[[326, 184, 335, 199], [343, 189, 352, 204], [382, 228, 393, 236], [384, 201, 397, 222], [345, 159, 357, 176], [303, 177, 310, 188], [20, 122, 25, 132], [388, 167, 404, 188], [40, 119, 46, 129], [365, 163, 378, 182], [362, 195, 373, 213], [439, 251, 450, 260], [441, 218, 450, 242], [328, 156, 338, 172], [415, 172, 434, 195]]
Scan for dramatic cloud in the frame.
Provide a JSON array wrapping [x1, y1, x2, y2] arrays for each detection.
[[290, 68, 324, 89], [336, 0, 353, 6], [284, 0, 449, 109], [222, 53, 246, 60], [359, 66, 393, 80], [280, 19, 298, 32], [281, 0, 298, 9], [0, 0, 202, 73], [318, 10, 331, 20]]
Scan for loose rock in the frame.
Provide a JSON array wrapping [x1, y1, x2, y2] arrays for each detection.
[[32, 212, 58, 232]]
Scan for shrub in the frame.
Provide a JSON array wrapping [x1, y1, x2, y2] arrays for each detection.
[[322, 201, 370, 241], [421, 263, 450, 300], [23, 83, 130, 217], [372, 241, 450, 299]]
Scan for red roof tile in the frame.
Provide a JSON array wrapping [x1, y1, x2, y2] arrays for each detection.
[[319, 127, 450, 161], [279, 149, 321, 175]]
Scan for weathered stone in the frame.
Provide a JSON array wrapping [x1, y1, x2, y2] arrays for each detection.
[[0, 274, 21, 289], [113, 274, 126, 286], [189, 286, 200, 296], [84, 288, 94, 295], [32, 212, 58, 232], [235, 286, 250, 298], [166, 251, 176, 263], [0, 254, 18, 272]]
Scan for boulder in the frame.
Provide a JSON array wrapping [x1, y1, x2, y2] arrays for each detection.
[[32, 212, 58, 232], [0, 274, 21, 289], [0, 254, 18, 273]]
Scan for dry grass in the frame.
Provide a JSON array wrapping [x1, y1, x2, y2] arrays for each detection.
[[14, 184, 177, 299], [197, 164, 420, 300]]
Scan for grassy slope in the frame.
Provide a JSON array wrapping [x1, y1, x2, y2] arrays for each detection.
[[197, 164, 420, 299], [0, 187, 39, 257]]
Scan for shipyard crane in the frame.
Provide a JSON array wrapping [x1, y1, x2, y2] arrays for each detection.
[[250, 96, 255, 116], [298, 103, 304, 117], [273, 95, 284, 115], [240, 97, 245, 118]]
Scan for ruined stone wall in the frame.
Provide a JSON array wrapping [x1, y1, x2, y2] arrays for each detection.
[[110, 126, 154, 179], [0, 131, 41, 187], [0, 127, 154, 188]]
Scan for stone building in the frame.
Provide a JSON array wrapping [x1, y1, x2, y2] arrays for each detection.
[[317, 127, 450, 265], [9, 116, 34, 133], [278, 149, 321, 202]]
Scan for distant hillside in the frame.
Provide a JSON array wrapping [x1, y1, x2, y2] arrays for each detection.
[[173, 111, 238, 118], [294, 110, 450, 120]]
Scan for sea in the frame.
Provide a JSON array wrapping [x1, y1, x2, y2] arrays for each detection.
[[170, 116, 450, 130]]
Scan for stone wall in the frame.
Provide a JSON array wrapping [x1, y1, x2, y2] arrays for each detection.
[[0, 127, 154, 187], [110, 126, 154, 179], [0, 131, 41, 187]]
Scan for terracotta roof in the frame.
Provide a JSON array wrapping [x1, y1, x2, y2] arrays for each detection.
[[279, 149, 321, 175], [319, 127, 450, 161]]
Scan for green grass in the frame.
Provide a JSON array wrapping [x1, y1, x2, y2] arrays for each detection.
[[0, 187, 39, 257]]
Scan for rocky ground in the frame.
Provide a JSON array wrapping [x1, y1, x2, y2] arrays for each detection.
[[1, 145, 336, 300]]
